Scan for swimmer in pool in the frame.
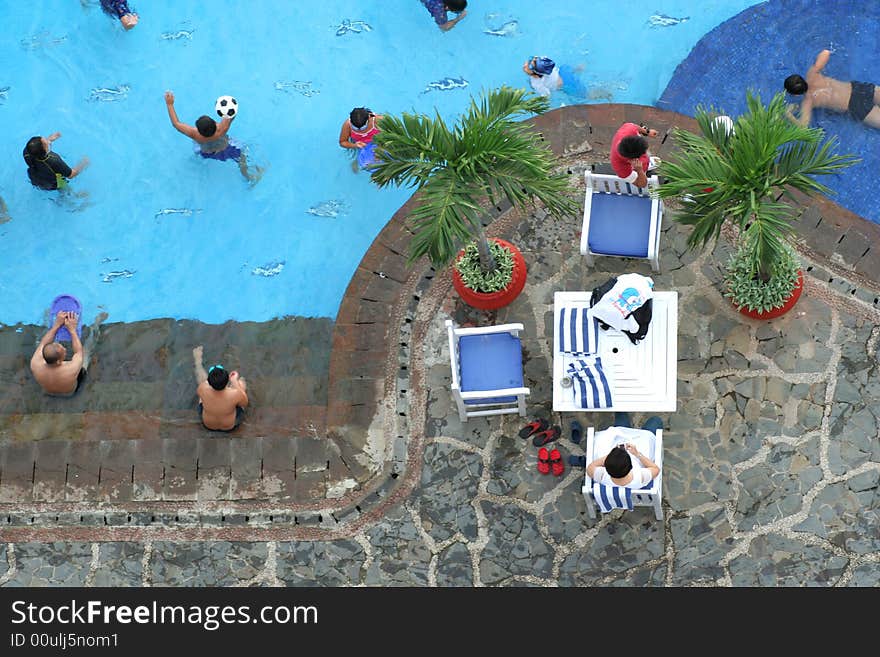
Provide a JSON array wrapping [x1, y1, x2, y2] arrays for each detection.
[[30, 311, 106, 396], [99, 0, 138, 30], [785, 49, 880, 129], [164, 91, 263, 183], [339, 107, 384, 171]]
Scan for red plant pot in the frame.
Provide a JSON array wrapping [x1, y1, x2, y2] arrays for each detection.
[[736, 270, 805, 320], [452, 238, 527, 311]]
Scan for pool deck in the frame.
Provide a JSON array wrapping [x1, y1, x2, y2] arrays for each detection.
[[1, 104, 878, 586]]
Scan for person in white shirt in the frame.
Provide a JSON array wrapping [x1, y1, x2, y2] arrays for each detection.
[[523, 56, 563, 97], [583, 412, 661, 487]]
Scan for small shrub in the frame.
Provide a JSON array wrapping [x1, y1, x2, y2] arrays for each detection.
[[724, 243, 800, 313], [454, 240, 514, 293]]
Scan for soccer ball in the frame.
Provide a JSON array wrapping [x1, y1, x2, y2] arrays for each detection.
[[215, 95, 238, 119]]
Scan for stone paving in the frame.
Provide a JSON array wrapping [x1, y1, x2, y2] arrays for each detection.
[[0, 104, 878, 586]]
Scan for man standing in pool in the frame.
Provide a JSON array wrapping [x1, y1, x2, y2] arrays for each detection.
[[163, 91, 262, 183], [785, 49, 880, 129], [192, 346, 249, 432], [30, 312, 86, 396], [420, 0, 467, 31]]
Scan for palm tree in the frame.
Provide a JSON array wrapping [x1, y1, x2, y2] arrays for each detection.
[[657, 91, 857, 282], [369, 86, 578, 278]]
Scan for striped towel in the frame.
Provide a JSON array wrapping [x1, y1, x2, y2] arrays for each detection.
[[558, 305, 599, 355], [567, 356, 613, 409], [592, 480, 654, 513]]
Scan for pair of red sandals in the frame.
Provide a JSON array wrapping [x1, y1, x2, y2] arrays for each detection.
[[537, 447, 564, 476], [520, 418, 564, 476]]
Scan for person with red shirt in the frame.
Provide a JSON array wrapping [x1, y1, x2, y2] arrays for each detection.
[[610, 122, 659, 188]]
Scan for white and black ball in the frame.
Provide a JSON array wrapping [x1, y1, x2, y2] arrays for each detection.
[[215, 95, 238, 119]]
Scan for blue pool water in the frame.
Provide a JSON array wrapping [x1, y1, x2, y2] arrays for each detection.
[[0, 1, 759, 326], [661, 0, 880, 224]]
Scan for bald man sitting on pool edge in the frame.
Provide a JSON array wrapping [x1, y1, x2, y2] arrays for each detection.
[[785, 49, 880, 129], [30, 312, 86, 396]]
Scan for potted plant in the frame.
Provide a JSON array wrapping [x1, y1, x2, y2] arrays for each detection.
[[369, 86, 578, 310], [657, 91, 857, 319]]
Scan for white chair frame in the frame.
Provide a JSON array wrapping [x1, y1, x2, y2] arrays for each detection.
[[581, 426, 664, 520], [580, 171, 664, 273], [446, 320, 530, 422]]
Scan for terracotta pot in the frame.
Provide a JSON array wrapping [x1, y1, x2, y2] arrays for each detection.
[[452, 238, 527, 311], [735, 270, 804, 320]]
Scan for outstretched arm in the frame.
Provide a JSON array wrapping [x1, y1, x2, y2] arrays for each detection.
[[164, 91, 200, 139], [439, 9, 466, 31], [809, 49, 831, 76], [786, 95, 814, 127]]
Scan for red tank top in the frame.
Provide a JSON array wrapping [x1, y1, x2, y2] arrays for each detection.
[[350, 117, 379, 144]]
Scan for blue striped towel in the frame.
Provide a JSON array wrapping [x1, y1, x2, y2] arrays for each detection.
[[592, 480, 654, 513], [567, 356, 613, 409], [558, 305, 599, 355]]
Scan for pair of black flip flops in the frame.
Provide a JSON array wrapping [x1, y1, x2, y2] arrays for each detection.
[[518, 418, 561, 446]]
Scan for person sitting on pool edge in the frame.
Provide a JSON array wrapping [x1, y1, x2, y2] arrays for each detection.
[[23, 133, 89, 191], [163, 91, 262, 183], [30, 312, 86, 396], [420, 0, 467, 31], [339, 106, 384, 171], [193, 346, 248, 432], [100, 0, 138, 30], [784, 49, 880, 129]]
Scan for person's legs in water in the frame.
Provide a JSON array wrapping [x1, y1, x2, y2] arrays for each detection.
[[613, 411, 632, 428], [81, 311, 108, 371], [641, 416, 663, 435], [236, 151, 264, 185], [0, 196, 10, 224]]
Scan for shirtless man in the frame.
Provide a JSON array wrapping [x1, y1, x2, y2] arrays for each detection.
[[30, 312, 86, 396], [193, 346, 248, 432], [164, 91, 262, 183], [785, 49, 880, 129]]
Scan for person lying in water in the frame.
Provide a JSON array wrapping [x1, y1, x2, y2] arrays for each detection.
[[163, 91, 263, 183], [785, 49, 880, 129]]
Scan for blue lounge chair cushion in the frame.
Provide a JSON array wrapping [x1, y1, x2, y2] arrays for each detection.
[[458, 332, 524, 404], [587, 192, 651, 258]]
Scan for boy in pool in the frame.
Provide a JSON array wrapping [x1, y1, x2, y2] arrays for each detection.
[[164, 91, 262, 183], [100, 0, 138, 30], [23, 133, 89, 191], [192, 346, 249, 432]]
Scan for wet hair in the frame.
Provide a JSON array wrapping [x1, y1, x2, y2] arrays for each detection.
[[349, 107, 371, 129], [784, 74, 808, 95], [604, 446, 633, 479], [195, 115, 218, 137], [618, 135, 648, 159], [446, 0, 467, 11], [24, 136, 46, 165], [42, 343, 64, 365], [207, 366, 229, 390]]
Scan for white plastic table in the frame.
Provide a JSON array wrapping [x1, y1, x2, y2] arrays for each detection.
[[552, 290, 678, 412]]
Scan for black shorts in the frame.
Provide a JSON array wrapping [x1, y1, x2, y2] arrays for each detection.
[[848, 81, 876, 122], [198, 403, 245, 432]]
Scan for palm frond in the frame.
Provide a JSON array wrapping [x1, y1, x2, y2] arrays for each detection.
[[658, 90, 856, 275]]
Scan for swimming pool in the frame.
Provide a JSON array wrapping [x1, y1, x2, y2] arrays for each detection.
[[0, 0, 760, 326]]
